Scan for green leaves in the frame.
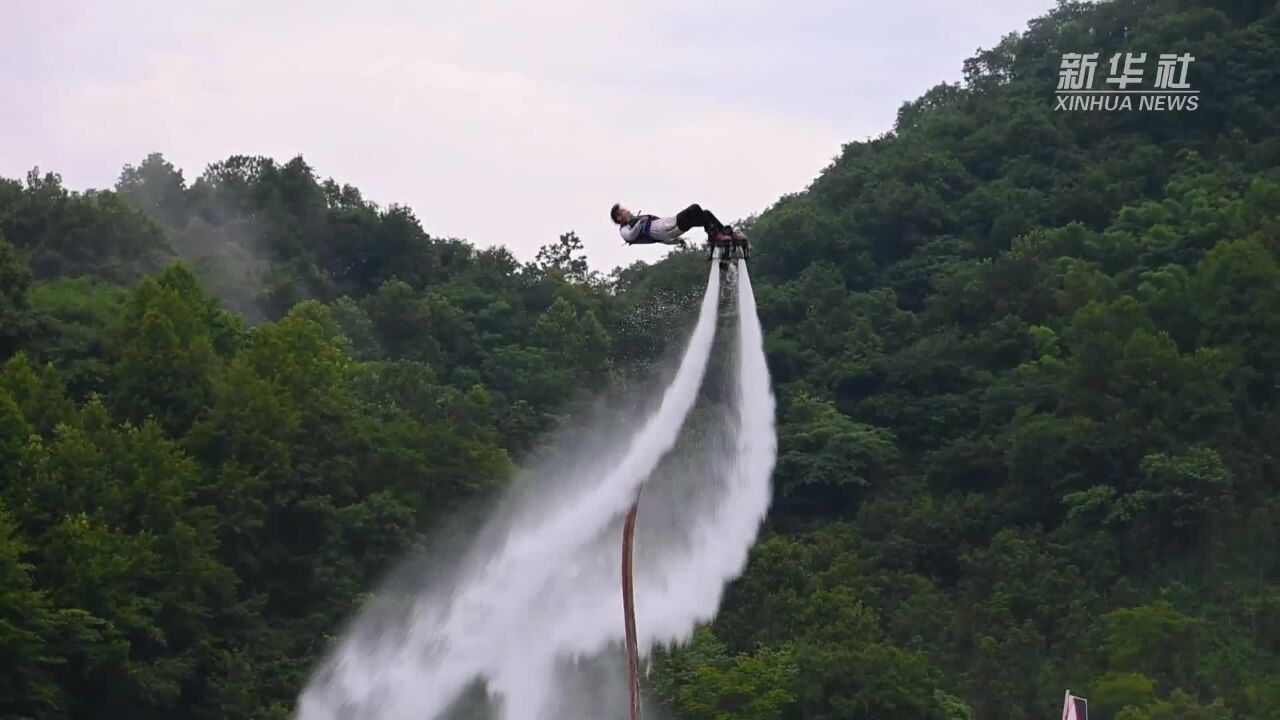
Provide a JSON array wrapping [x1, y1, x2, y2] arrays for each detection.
[[1139, 448, 1232, 530], [677, 642, 800, 720], [1093, 673, 1158, 716], [0, 502, 63, 718], [534, 231, 592, 283], [0, 235, 34, 361], [0, 170, 167, 283], [775, 393, 897, 516], [531, 296, 611, 385], [795, 642, 951, 720]]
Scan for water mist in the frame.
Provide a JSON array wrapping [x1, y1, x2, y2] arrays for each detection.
[[296, 259, 776, 720]]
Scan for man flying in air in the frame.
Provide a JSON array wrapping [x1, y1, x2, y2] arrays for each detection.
[[610, 202, 732, 247]]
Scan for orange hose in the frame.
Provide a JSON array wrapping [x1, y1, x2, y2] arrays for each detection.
[[621, 493, 643, 720]]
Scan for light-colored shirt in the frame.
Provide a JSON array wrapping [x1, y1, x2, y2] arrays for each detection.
[[619, 214, 684, 245]]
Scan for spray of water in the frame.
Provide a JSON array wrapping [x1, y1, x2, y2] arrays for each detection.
[[620, 260, 776, 647], [295, 259, 776, 720]]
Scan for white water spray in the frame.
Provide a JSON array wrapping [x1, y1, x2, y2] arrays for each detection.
[[296, 259, 776, 720], [623, 260, 776, 651]]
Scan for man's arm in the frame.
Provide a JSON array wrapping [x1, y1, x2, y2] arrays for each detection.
[[619, 221, 642, 243], [621, 215, 658, 244]]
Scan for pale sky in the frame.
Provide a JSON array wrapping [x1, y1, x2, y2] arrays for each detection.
[[0, 0, 1057, 273]]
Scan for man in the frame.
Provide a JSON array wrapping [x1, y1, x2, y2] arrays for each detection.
[[611, 202, 730, 247]]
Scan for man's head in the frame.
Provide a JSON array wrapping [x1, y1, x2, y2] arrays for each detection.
[[610, 203, 633, 224]]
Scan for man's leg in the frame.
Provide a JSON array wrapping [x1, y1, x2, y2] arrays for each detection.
[[702, 209, 725, 232], [675, 204, 725, 233], [674, 204, 703, 231]]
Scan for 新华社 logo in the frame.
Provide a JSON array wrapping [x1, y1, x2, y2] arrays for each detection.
[[1055, 52, 1198, 111]]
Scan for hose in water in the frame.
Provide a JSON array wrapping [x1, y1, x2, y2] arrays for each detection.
[[622, 492, 642, 720]]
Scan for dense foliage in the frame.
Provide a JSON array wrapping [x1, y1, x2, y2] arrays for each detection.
[[0, 159, 627, 719], [2, 0, 1279, 718]]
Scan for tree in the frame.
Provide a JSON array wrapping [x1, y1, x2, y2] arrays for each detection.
[[0, 236, 33, 360], [110, 264, 238, 436], [0, 501, 63, 718], [774, 392, 898, 518], [535, 231, 591, 283]]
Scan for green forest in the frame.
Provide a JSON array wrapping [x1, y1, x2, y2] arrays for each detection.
[[2, 0, 1279, 718]]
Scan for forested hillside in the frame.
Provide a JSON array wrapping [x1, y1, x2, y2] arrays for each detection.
[[0, 157, 631, 719], [2, 0, 1280, 718]]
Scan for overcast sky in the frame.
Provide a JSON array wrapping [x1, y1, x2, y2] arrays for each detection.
[[0, 0, 1058, 273]]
